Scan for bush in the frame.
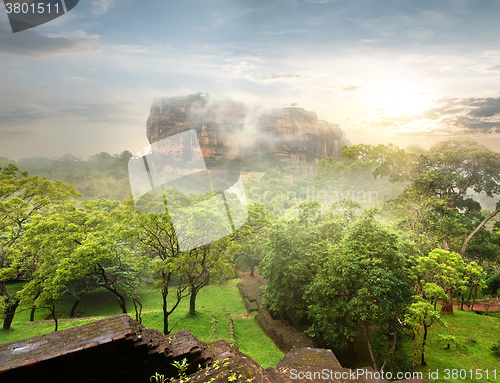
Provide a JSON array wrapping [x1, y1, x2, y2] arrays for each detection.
[[484, 274, 500, 297], [491, 340, 500, 357]]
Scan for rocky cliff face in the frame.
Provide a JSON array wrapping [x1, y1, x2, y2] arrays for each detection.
[[146, 96, 350, 173]]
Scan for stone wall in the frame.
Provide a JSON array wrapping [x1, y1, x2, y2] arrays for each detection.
[[0, 314, 211, 382], [0, 314, 428, 383], [238, 280, 316, 353]]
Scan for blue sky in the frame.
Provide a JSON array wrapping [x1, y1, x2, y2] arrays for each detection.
[[2, 0, 500, 159]]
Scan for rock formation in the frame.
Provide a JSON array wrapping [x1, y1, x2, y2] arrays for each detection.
[[146, 95, 351, 173]]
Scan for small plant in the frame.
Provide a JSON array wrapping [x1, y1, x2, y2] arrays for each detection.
[[172, 358, 189, 381], [436, 334, 459, 350], [149, 359, 189, 383], [492, 339, 500, 357], [150, 372, 167, 383]]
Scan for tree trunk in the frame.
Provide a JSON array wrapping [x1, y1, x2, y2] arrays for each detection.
[[440, 289, 454, 315], [162, 289, 169, 335], [49, 302, 58, 332], [249, 265, 255, 277], [70, 291, 85, 318], [189, 287, 198, 316], [363, 321, 378, 371], [30, 290, 41, 322], [100, 285, 127, 313], [421, 325, 428, 366], [132, 297, 143, 324], [471, 285, 478, 311], [380, 325, 397, 372], [461, 204, 500, 256], [3, 299, 19, 330]]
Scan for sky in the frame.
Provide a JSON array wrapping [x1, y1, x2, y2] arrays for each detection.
[[2, 0, 500, 160]]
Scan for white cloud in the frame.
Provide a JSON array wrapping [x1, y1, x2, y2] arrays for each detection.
[[91, 0, 120, 16], [0, 26, 101, 57], [406, 28, 435, 41], [261, 29, 306, 36]]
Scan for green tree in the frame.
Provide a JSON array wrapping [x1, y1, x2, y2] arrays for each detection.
[[405, 298, 446, 368], [412, 249, 473, 315], [234, 203, 274, 277], [306, 217, 414, 371], [0, 164, 78, 330], [261, 202, 350, 322], [179, 237, 238, 317], [133, 201, 190, 335]]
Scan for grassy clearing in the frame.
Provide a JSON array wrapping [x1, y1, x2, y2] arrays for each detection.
[[413, 306, 500, 383], [0, 279, 283, 369], [233, 317, 284, 369]]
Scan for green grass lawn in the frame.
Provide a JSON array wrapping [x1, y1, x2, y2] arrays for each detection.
[[0, 279, 283, 369], [413, 306, 500, 383]]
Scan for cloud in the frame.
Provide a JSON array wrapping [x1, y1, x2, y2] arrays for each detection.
[[58, 101, 136, 123], [487, 64, 500, 71], [331, 85, 364, 92], [406, 28, 435, 41], [91, 0, 120, 16], [359, 39, 377, 43], [466, 97, 500, 117], [259, 72, 316, 84], [0, 25, 101, 57], [223, 60, 257, 75], [419, 96, 500, 133], [445, 116, 500, 133], [261, 29, 306, 36]]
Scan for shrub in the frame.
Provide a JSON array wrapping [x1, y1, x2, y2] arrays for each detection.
[[492, 340, 500, 357]]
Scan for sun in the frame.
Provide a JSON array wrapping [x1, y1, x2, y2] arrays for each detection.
[[380, 87, 434, 117]]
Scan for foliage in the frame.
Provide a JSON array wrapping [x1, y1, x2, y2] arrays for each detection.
[[491, 339, 500, 357], [234, 203, 275, 276], [306, 216, 414, 370], [411, 249, 485, 315], [13, 200, 146, 330], [16, 151, 133, 201], [131, 188, 237, 332], [260, 201, 352, 321], [376, 138, 500, 256], [405, 298, 447, 368], [484, 273, 500, 297], [0, 164, 78, 329]]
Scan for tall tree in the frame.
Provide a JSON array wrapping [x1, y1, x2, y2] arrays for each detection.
[[134, 210, 190, 334], [234, 203, 274, 277], [261, 202, 351, 322], [179, 237, 237, 316], [0, 164, 78, 329], [405, 298, 446, 368], [306, 217, 414, 371]]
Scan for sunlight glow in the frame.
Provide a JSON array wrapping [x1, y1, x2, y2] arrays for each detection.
[[380, 87, 435, 117]]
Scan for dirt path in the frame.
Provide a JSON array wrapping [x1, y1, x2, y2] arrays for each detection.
[[237, 268, 266, 284], [451, 299, 499, 312]]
